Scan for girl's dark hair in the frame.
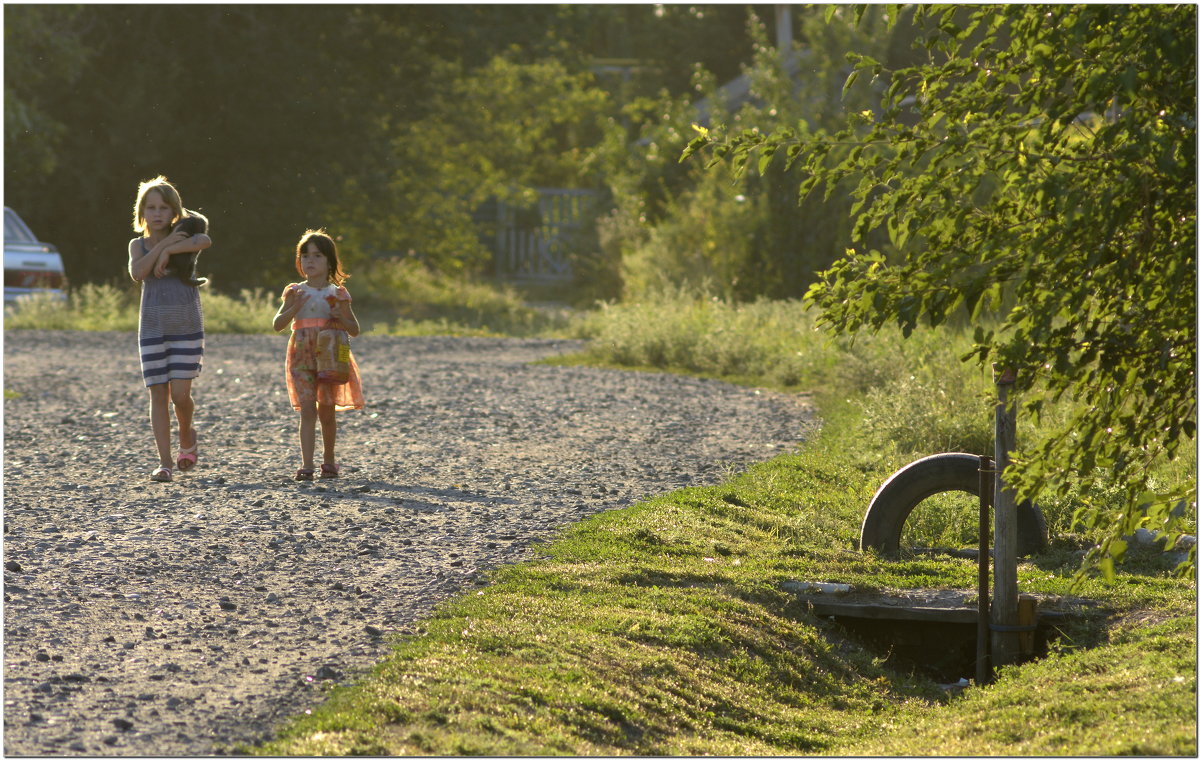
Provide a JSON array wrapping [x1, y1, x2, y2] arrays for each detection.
[[295, 229, 349, 286]]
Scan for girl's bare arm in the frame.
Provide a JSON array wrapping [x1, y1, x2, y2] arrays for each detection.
[[162, 233, 212, 255], [129, 231, 187, 282], [272, 288, 308, 332], [153, 233, 212, 278], [332, 299, 361, 337]]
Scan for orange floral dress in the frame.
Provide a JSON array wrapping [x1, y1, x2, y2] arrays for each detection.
[[282, 282, 364, 411]]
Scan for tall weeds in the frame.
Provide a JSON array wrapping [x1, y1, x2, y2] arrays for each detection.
[[4, 284, 278, 334], [333, 259, 569, 336], [569, 289, 1196, 546], [4, 267, 570, 338]]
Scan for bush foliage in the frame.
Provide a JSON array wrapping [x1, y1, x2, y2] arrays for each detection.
[[687, 4, 1197, 578], [567, 291, 1196, 557]]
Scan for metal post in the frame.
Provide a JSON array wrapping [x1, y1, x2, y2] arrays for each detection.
[[976, 456, 993, 686], [991, 366, 1020, 666]]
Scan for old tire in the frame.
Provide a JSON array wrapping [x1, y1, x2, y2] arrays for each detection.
[[859, 452, 1047, 557]]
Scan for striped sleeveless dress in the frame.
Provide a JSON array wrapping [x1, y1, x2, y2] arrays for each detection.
[[136, 239, 204, 386]]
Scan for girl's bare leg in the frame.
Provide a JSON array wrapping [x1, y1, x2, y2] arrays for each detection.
[[170, 378, 195, 452], [318, 401, 337, 467], [148, 383, 173, 468], [298, 401, 318, 470]]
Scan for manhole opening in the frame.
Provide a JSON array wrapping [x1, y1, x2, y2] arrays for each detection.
[[830, 615, 1068, 683]]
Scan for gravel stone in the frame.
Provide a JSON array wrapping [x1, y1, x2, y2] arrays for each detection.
[[3, 329, 814, 755]]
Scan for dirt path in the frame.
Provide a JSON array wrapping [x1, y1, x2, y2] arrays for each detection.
[[2, 329, 814, 755]]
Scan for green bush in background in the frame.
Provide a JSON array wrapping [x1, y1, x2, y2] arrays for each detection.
[[568, 291, 1197, 554], [4, 284, 278, 335], [4, 283, 140, 332], [356, 259, 568, 337], [3, 269, 570, 339]]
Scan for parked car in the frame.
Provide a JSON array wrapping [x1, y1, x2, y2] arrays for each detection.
[[4, 206, 67, 304]]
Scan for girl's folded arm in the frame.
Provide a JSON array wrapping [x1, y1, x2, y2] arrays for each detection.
[[129, 239, 161, 282], [164, 233, 213, 256]]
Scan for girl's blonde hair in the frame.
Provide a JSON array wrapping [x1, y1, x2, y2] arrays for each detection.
[[295, 229, 349, 286], [132, 175, 184, 234]]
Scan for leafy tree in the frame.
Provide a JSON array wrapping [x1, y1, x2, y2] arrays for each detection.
[[4, 4, 771, 292], [686, 4, 1196, 577], [606, 6, 893, 301], [4, 5, 440, 288], [326, 54, 611, 276], [3, 5, 89, 196]]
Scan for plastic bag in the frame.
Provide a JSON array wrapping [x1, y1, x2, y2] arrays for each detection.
[[316, 328, 351, 385]]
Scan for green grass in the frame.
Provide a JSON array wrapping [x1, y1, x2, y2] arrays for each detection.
[[842, 615, 1197, 756], [3, 283, 279, 334], [3, 266, 572, 338], [354, 259, 573, 337], [252, 393, 1195, 756]]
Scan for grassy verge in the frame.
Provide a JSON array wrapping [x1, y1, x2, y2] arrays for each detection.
[[253, 399, 1194, 755], [3, 267, 573, 338], [3, 283, 280, 334], [843, 614, 1196, 755]]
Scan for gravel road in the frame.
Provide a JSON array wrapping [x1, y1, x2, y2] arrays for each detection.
[[2, 329, 814, 756]]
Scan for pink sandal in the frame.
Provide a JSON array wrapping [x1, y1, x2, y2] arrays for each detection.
[[320, 464, 340, 479], [151, 466, 173, 482], [176, 430, 198, 472]]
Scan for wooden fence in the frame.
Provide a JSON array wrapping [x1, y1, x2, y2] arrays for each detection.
[[492, 189, 599, 284]]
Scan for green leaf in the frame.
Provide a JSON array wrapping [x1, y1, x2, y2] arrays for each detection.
[[679, 136, 709, 164], [757, 145, 777, 175], [842, 71, 860, 98]]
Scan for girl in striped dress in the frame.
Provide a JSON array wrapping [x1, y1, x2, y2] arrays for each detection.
[[272, 229, 363, 481], [128, 176, 212, 482]]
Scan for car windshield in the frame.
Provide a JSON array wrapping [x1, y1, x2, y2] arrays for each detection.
[[4, 208, 38, 243]]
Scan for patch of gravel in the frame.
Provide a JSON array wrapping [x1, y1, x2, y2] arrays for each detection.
[[3, 329, 815, 756]]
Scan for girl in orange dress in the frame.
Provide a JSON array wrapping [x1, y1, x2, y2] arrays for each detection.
[[272, 229, 364, 480]]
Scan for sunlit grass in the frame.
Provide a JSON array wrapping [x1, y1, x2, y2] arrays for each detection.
[[841, 615, 1197, 756], [3, 269, 574, 338], [251, 394, 1194, 756], [356, 259, 573, 337], [2, 283, 278, 334], [560, 291, 1196, 547]]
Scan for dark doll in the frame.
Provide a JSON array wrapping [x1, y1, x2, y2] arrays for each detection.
[[167, 210, 209, 287]]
